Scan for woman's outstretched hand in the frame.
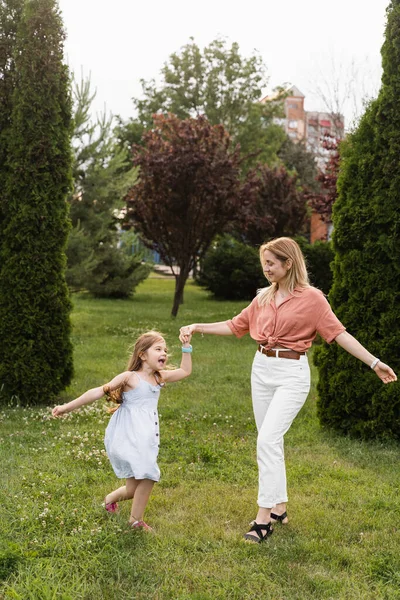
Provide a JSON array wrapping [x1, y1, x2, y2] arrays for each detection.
[[179, 324, 196, 344], [374, 362, 397, 384]]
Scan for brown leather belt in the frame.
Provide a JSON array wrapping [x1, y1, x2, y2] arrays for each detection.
[[258, 345, 305, 360]]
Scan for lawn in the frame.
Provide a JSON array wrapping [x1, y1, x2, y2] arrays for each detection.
[[1, 277, 399, 599]]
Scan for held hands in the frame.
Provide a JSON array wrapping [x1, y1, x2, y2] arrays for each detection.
[[182, 333, 192, 347], [179, 324, 196, 344], [373, 361, 397, 384]]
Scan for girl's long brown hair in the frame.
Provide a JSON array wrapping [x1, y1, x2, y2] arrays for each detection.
[[104, 331, 165, 414], [257, 237, 310, 306]]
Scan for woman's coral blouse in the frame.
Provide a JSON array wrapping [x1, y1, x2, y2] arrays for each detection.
[[226, 286, 345, 353]]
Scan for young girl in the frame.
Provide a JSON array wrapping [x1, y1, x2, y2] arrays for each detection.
[[52, 331, 192, 531]]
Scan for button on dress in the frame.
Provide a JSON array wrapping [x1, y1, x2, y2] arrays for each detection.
[[104, 373, 162, 482]]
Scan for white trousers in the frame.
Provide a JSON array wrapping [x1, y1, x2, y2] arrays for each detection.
[[251, 350, 311, 508]]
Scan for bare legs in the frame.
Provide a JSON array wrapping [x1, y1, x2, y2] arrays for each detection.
[[252, 503, 288, 526], [128, 479, 154, 523], [105, 481, 137, 504], [255, 507, 272, 524], [105, 477, 155, 523], [270, 502, 288, 524]]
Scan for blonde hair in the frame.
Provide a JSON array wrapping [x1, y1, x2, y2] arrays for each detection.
[[257, 237, 310, 306], [104, 331, 165, 414]]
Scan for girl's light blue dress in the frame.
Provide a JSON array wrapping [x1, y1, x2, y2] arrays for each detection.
[[104, 372, 162, 482]]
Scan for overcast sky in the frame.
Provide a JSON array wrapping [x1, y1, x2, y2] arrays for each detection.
[[58, 0, 390, 129]]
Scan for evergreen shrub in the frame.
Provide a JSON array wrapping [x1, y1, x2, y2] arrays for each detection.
[[296, 237, 334, 295], [0, 0, 74, 406], [84, 247, 151, 299], [314, 0, 400, 440], [196, 236, 265, 300], [66, 79, 150, 299], [66, 229, 151, 298]]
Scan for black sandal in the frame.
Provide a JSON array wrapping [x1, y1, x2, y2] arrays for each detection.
[[270, 511, 288, 524], [243, 520, 273, 543]]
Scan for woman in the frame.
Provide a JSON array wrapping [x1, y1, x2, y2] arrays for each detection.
[[179, 237, 397, 543]]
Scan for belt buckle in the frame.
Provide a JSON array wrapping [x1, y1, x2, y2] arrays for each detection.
[[259, 344, 267, 356], [259, 344, 277, 358], [267, 347, 279, 358]]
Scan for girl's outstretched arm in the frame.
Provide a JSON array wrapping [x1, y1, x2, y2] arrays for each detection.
[[335, 331, 397, 384], [161, 340, 192, 383], [52, 371, 131, 417]]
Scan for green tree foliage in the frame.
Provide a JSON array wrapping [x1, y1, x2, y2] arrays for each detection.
[[125, 113, 254, 317], [0, 0, 73, 405], [196, 236, 265, 300], [0, 0, 24, 238], [314, 1, 400, 440], [117, 38, 285, 170], [295, 237, 334, 295], [278, 137, 320, 192], [67, 78, 150, 298]]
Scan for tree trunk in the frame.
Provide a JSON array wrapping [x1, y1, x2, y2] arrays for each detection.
[[171, 268, 189, 317]]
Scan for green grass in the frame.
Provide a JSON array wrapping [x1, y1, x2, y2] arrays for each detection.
[[1, 278, 399, 599]]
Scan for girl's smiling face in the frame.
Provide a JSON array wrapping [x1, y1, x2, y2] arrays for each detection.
[[262, 250, 291, 284], [142, 338, 168, 370]]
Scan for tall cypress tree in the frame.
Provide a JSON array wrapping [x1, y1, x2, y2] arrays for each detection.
[[0, 0, 73, 405], [315, 1, 400, 439], [0, 0, 24, 242]]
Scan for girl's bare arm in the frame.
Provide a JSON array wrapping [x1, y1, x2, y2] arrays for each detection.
[[161, 342, 192, 383], [52, 371, 131, 416]]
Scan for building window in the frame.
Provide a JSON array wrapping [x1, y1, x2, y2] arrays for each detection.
[[288, 102, 298, 109], [288, 120, 298, 129]]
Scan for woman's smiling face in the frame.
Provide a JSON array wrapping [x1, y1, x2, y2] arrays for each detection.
[[262, 249, 290, 284]]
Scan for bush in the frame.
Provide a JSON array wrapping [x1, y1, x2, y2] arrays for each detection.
[[66, 78, 149, 299], [296, 237, 334, 295], [196, 236, 265, 300], [66, 229, 150, 298], [84, 246, 151, 299], [315, 1, 400, 440]]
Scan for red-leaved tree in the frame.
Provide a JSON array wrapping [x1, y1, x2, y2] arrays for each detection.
[[239, 164, 309, 246], [308, 135, 341, 223], [125, 114, 249, 316]]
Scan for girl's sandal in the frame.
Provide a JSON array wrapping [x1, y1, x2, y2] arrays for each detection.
[[130, 520, 154, 532], [243, 520, 273, 543], [104, 498, 119, 513], [270, 511, 288, 524]]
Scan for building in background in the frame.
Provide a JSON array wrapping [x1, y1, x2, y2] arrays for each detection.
[[261, 85, 344, 242], [261, 85, 344, 159]]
